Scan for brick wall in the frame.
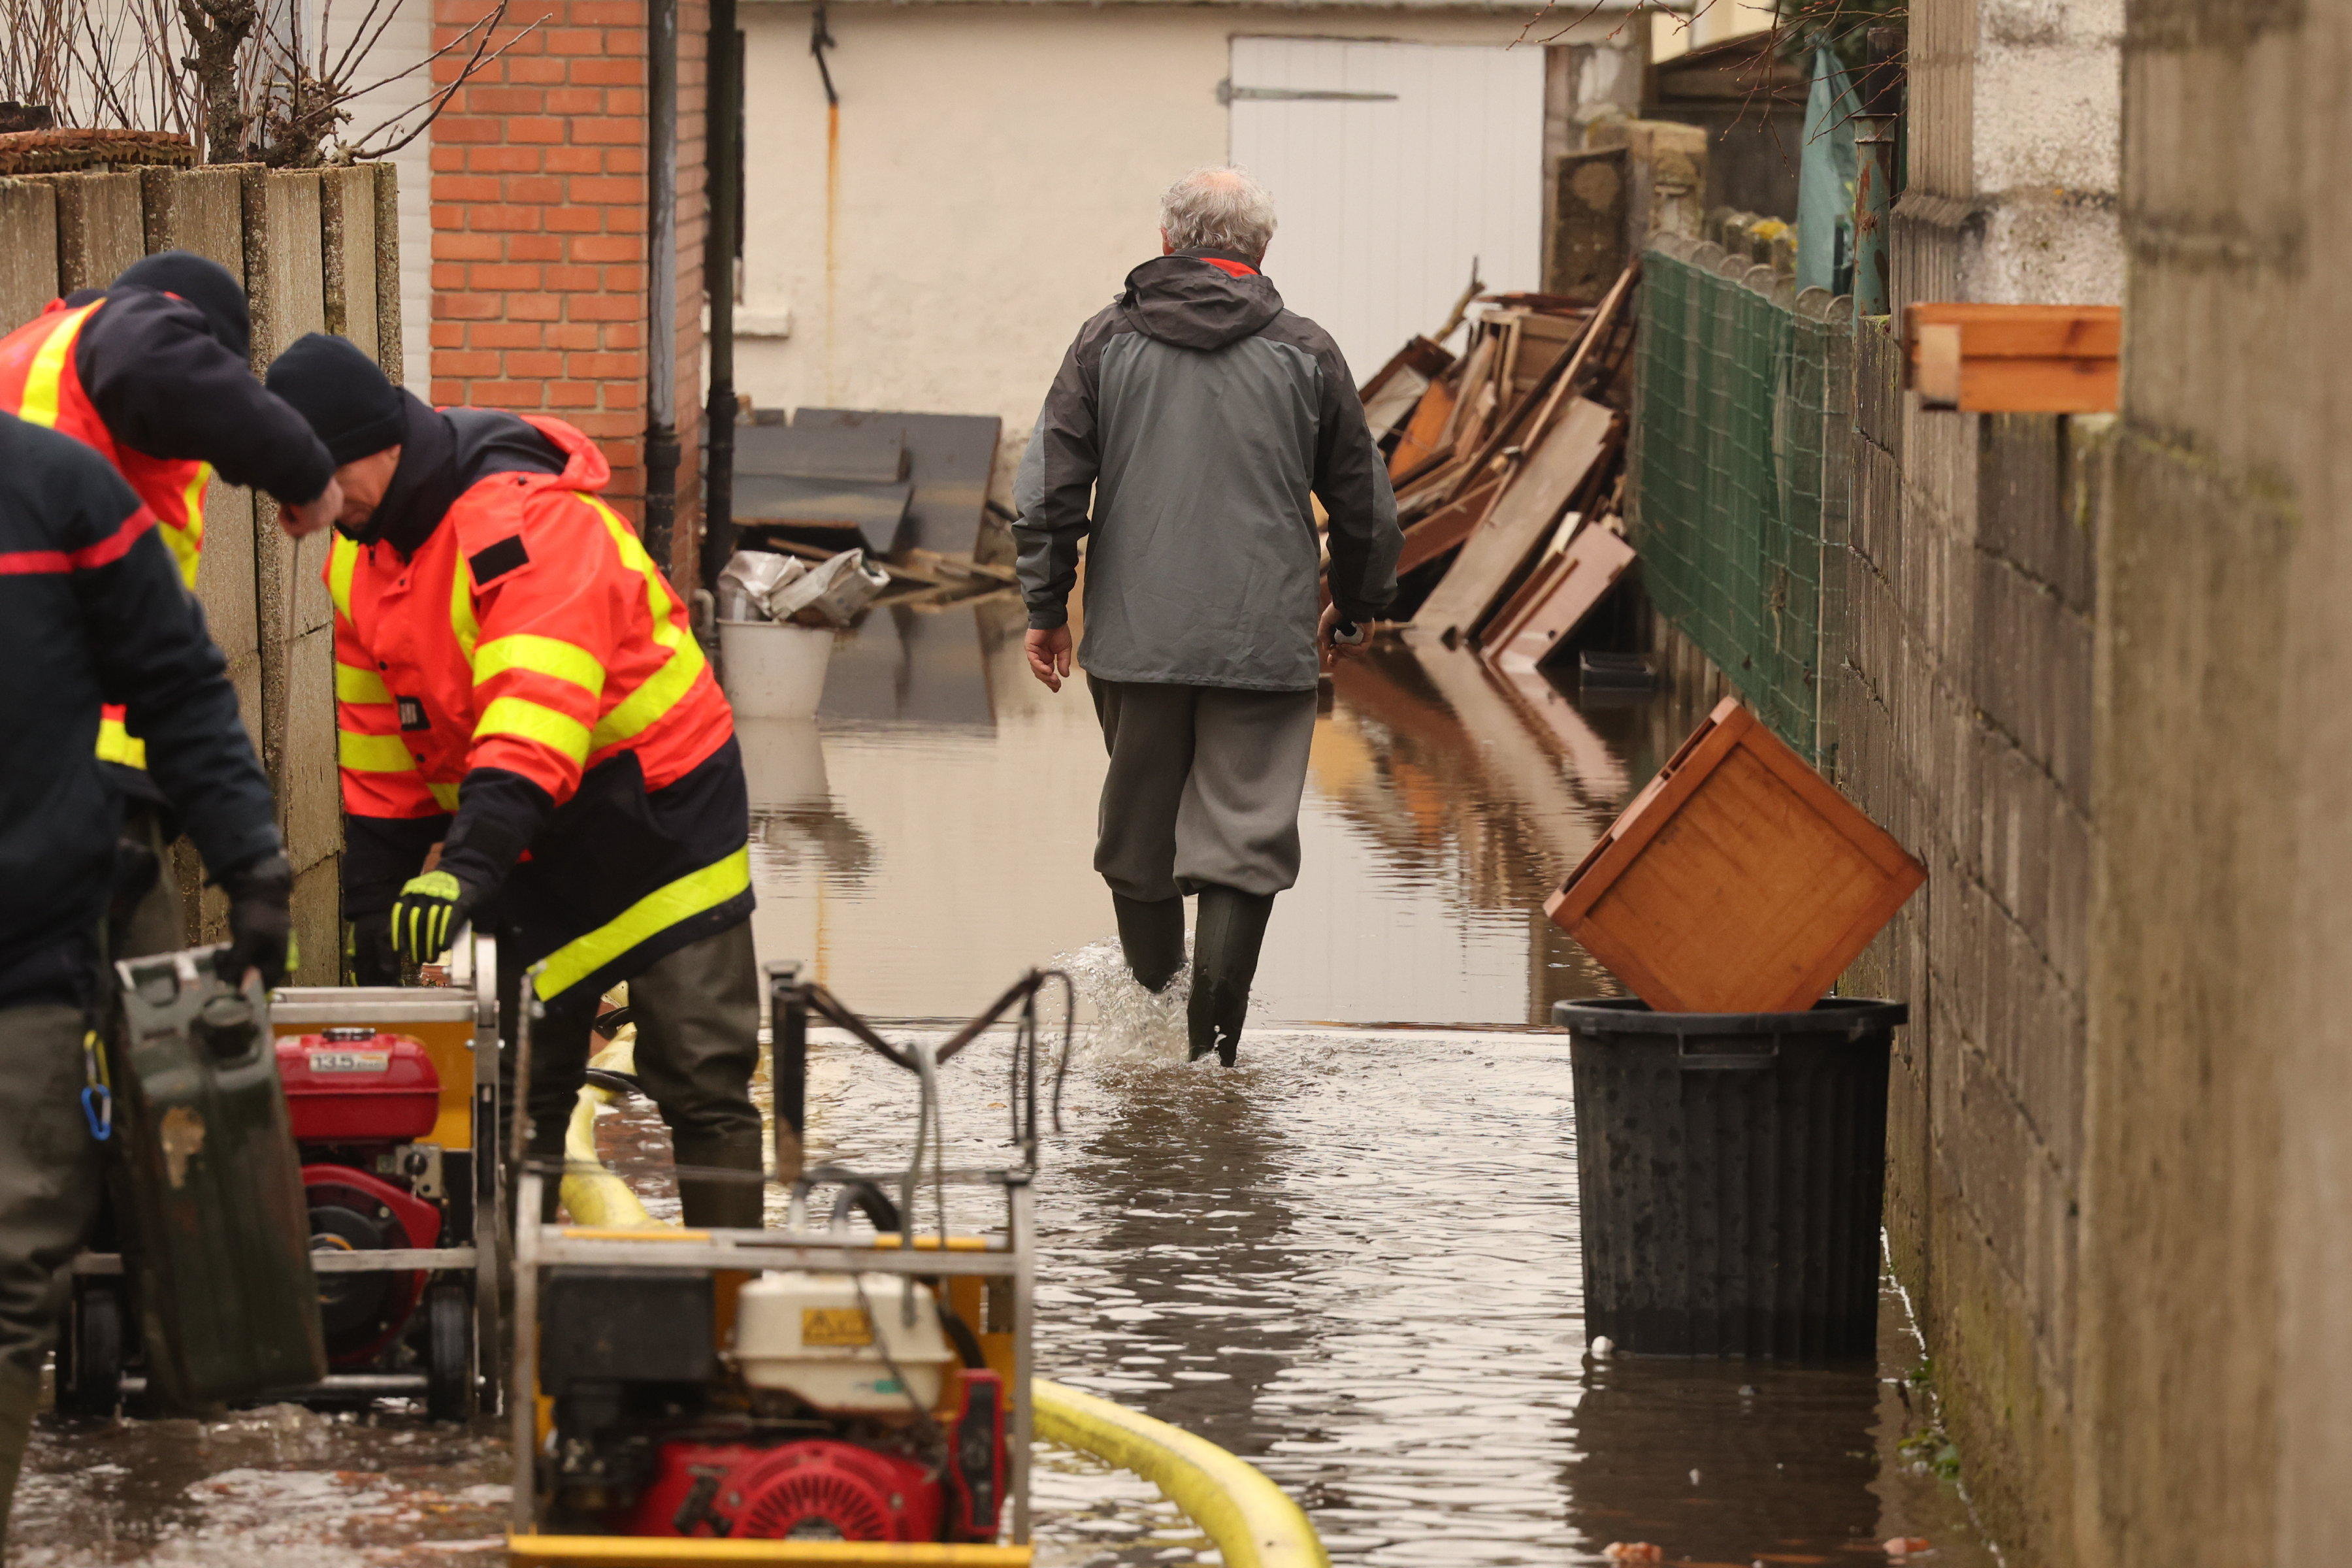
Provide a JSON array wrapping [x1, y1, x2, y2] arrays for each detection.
[[430, 0, 703, 571]]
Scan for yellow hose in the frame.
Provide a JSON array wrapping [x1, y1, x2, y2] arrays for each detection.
[[1032, 1379, 1328, 1568], [562, 1033, 657, 1228]]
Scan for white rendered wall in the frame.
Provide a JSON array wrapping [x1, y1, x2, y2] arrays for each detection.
[[734, 4, 1628, 435]]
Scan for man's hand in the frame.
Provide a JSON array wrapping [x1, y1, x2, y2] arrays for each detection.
[[1024, 625, 1073, 693], [391, 870, 475, 964], [1318, 603, 1367, 670], [218, 853, 295, 990], [278, 475, 345, 539]]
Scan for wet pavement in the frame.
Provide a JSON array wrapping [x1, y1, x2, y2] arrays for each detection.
[[15, 596, 1998, 1567]]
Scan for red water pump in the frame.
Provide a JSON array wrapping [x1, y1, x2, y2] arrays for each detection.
[[277, 1027, 444, 1367]]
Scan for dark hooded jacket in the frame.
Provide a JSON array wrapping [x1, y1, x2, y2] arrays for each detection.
[[1012, 248, 1401, 692]]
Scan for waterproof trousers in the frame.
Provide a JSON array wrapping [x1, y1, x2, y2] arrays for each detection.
[[0, 1002, 104, 1548], [1088, 677, 1319, 900], [502, 918, 765, 1227]]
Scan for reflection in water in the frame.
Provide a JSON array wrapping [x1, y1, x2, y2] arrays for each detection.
[[752, 604, 1711, 1025]]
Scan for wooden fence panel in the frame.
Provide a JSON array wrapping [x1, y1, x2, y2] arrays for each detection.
[[0, 180, 57, 325]]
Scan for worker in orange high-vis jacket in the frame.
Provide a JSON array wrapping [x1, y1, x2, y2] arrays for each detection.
[[0, 251, 342, 959], [265, 333, 762, 1228]]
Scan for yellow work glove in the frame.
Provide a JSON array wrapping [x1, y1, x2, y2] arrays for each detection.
[[390, 870, 474, 964]]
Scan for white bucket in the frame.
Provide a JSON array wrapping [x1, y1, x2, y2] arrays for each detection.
[[718, 619, 835, 721]]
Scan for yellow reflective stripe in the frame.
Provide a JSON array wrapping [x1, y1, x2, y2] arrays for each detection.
[[580, 494, 706, 749], [339, 730, 416, 772], [162, 463, 209, 587], [95, 716, 148, 770], [534, 846, 751, 1000], [474, 694, 591, 764], [428, 781, 461, 811], [336, 662, 393, 704], [18, 304, 100, 429], [328, 534, 359, 620], [475, 633, 605, 698], [449, 553, 480, 662]]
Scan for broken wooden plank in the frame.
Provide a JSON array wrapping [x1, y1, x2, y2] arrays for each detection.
[[1388, 374, 1457, 478], [1413, 398, 1616, 644], [1482, 518, 1638, 671], [1904, 302, 2121, 412], [1396, 477, 1503, 579]]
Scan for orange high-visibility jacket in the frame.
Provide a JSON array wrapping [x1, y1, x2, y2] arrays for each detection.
[[329, 415, 749, 1003], [0, 301, 212, 769]]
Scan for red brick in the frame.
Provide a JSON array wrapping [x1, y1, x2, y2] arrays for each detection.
[[547, 322, 600, 350], [571, 234, 643, 264], [438, 350, 500, 378], [469, 263, 542, 290], [544, 207, 604, 233], [508, 56, 567, 84], [470, 320, 546, 350], [431, 321, 466, 349], [504, 116, 568, 144], [566, 295, 640, 323], [468, 204, 545, 233], [572, 116, 644, 145], [566, 175, 638, 204], [562, 351, 636, 379], [506, 174, 566, 203], [433, 115, 504, 143], [600, 265, 645, 294], [430, 379, 470, 404], [544, 27, 604, 53], [602, 146, 646, 175], [543, 146, 605, 174], [437, 173, 502, 203], [570, 0, 644, 24], [568, 57, 640, 86], [508, 293, 563, 321], [600, 380, 646, 410], [430, 201, 467, 231], [543, 263, 600, 291], [546, 87, 604, 116], [429, 263, 470, 294], [468, 86, 546, 114], [506, 233, 564, 262], [601, 321, 644, 351], [468, 145, 542, 173], [503, 350, 566, 377], [602, 88, 644, 117], [547, 382, 600, 408], [602, 28, 645, 54], [433, 231, 502, 261], [431, 144, 468, 172], [433, 291, 500, 321], [474, 382, 547, 409]]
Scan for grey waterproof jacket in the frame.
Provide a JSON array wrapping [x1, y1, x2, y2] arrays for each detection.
[[1013, 248, 1401, 693]]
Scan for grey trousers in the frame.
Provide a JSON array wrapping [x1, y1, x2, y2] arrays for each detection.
[[0, 1004, 101, 1384], [1088, 676, 1320, 901]]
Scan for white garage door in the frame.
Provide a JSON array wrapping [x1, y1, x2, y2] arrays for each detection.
[[1228, 36, 1545, 384]]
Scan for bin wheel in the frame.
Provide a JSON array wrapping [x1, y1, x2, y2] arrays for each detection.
[[423, 1282, 474, 1422], [55, 1281, 124, 1419]]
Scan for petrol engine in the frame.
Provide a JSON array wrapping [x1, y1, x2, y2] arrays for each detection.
[[276, 1026, 456, 1378], [539, 1267, 1007, 1544]]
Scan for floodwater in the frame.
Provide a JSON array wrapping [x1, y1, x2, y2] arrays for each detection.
[[14, 595, 1997, 1567]]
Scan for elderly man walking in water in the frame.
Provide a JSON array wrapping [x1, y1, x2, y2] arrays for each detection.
[[1013, 166, 1402, 1064]]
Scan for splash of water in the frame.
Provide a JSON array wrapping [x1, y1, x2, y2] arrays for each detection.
[[1056, 939, 1190, 1066]]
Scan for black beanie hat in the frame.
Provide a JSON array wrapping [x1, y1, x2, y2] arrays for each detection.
[[265, 332, 408, 465], [112, 250, 251, 360]]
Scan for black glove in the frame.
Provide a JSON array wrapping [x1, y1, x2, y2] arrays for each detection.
[[390, 870, 476, 964], [218, 853, 295, 990]]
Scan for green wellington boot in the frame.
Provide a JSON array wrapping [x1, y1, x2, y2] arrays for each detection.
[[674, 1129, 769, 1230], [1188, 885, 1275, 1066], [1113, 893, 1186, 993]]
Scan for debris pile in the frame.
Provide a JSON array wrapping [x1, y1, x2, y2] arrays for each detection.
[[1351, 263, 1642, 675]]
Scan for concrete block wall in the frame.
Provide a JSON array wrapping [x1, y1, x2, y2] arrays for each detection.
[[429, 0, 707, 567]]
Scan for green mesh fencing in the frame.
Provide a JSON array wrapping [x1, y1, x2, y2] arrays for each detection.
[[1632, 244, 1850, 760]]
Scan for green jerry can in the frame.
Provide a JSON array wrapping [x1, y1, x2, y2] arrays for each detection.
[[112, 947, 326, 1407]]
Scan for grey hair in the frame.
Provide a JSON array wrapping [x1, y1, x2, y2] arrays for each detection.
[[1158, 167, 1277, 262]]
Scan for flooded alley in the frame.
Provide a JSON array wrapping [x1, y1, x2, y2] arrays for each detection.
[[14, 604, 1991, 1568]]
